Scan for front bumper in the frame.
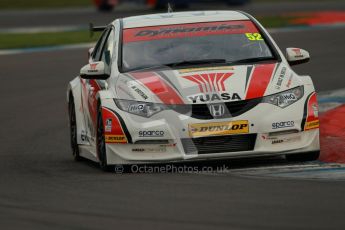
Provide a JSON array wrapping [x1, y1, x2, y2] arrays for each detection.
[[102, 87, 320, 165], [105, 129, 319, 165]]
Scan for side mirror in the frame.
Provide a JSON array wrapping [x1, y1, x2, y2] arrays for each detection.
[[286, 48, 310, 66], [80, 61, 109, 80]]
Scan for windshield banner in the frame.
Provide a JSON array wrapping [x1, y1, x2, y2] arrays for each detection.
[[123, 20, 259, 43]]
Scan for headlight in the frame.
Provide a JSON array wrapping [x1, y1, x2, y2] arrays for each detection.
[[114, 99, 167, 118], [262, 86, 304, 108]]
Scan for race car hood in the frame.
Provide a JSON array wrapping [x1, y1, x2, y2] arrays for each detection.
[[115, 62, 302, 105]]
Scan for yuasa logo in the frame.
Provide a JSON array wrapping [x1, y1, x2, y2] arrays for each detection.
[[183, 73, 233, 93], [188, 93, 241, 103]]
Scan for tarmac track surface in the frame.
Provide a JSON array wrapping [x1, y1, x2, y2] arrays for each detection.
[[0, 1, 344, 28], [0, 28, 345, 229]]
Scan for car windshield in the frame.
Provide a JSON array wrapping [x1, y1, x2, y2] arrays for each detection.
[[122, 20, 276, 72]]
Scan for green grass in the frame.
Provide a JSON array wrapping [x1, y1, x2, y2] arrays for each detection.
[[0, 0, 91, 9], [0, 31, 99, 49]]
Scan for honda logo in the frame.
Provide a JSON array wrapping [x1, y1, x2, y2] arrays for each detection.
[[209, 104, 226, 117]]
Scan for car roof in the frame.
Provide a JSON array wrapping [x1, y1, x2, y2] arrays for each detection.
[[121, 11, 250, 29]]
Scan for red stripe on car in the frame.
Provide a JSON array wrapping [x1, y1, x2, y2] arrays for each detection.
[[130, 72, 184, 105], [245, 63, 276, 99]]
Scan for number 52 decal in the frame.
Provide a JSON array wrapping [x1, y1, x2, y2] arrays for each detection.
[[245, 33, 263, 41]]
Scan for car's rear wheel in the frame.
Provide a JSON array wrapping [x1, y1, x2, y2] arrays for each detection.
[[286, 151, 320, 162], [97, 105, 114, 172], [69, 95, 81, 161]]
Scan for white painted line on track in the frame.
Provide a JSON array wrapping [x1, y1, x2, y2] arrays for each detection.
[[229, 162, 345, 180], [189, 162, 345, 180], [0, 42, 95, 56], [318, 88, 345, 112]]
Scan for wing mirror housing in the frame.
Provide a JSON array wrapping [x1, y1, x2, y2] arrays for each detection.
[[286, 48, 310, 66], [80, 61, 109, 80]]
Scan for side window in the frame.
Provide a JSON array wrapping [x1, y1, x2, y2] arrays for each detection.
[[101, 28, 116, 71], [92, 28, 110, 61]]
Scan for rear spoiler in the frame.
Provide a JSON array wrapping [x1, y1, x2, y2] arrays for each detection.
[[89, 23, 106, 37]]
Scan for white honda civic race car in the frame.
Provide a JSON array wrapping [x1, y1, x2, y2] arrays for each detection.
[[67, 11, 320, 171]]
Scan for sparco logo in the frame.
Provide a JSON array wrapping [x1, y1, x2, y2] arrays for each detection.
[[272, 121, 294, 129], [139, 131, 164, 137], [209, 104, 225, 117]]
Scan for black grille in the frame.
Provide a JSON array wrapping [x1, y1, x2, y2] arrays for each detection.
[[181, 134, 257, 155], [172, 98, 261, 120]]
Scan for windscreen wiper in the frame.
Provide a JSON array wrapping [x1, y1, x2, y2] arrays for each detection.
[[227, 57, 277, 65], [126, 59, 225, 72], [165, 59, 227, 67]]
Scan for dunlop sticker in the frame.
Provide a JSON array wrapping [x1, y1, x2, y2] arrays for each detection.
[[305, 120, 319, 130], [189, 120, 249, 138], [105, 135, 127, 143]]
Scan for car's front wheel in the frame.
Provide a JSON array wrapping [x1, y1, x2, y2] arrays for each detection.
[[286, 151, 320, 162], [69, 95, 81, 161], [97, 105, 114, 172]]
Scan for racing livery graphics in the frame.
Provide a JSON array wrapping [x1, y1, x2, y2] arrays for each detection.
[[67, 11, 320, 171]]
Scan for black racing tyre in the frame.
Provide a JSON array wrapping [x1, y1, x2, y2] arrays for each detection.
[[69, 95, 81, 161], [96, 105, 114, 172], [286, 151, 320, 162]]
